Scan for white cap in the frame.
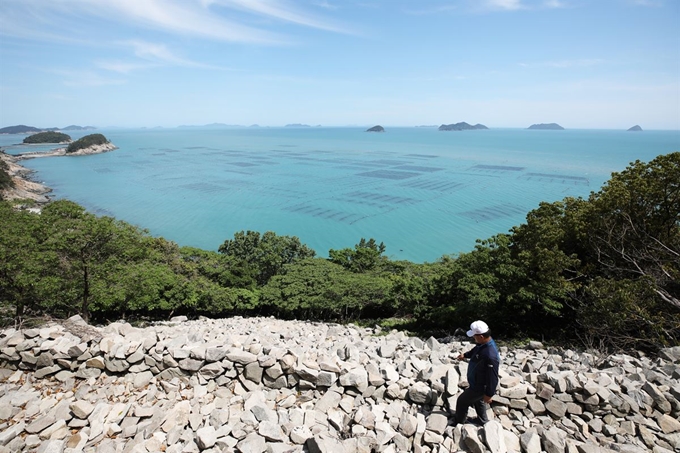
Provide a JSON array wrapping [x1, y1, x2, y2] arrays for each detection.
[[466, 320, 489, 337]]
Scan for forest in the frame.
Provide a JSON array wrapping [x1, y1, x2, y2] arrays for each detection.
[[1, 152, 678, 352]]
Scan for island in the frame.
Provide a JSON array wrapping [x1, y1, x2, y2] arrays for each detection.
[[66, 134, 115, 154], [0, 125, 45, 134], [528, 123, 564, 130], [438, 122, 488, 131], [61, 125, 97, 131], [366, 125, 385, 132], [284, 124, 311, 128], [627, 125, 643, 131], [23, 131, 71, 144]]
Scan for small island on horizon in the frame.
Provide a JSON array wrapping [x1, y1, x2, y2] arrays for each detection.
[[366, 125, 385, 132], [628, 125, 643, 131], [528, 123, 564, 130], [438, 122, 488, 131]]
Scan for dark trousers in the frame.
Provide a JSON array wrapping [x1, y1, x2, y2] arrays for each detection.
[[454, 387, 489, 424]]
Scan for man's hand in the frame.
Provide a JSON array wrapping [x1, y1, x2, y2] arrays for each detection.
[[483, 395, 493, 404], [457, 353, 465, 360]]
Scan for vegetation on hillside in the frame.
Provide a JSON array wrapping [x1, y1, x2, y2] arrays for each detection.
[[0, 157, 14, 196], [23, 131, 71, 144], [66, 134, 109, 153], [1, 152, 678, 352]]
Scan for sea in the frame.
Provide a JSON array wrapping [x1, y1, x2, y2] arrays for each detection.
[[2, 127, 678, 263]]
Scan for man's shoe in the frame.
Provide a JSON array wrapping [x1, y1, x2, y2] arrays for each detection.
[[466, 417, 486, 426]]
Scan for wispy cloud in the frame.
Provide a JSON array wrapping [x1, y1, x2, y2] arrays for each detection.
[[484, 0, 526, 10], [77, 0, 285, 44], [0, 0, 354, 44], [312, 1, 339, 11], [478, 0, 567, 11], [519, 59, 605, 68], [208, 0, 354, 33], [126, 40, 233, 71], [49, 69, 127, 87], [630, 0, 663, 6], [95, 60, 156, 75]]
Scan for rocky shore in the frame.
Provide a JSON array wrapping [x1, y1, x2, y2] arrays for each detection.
[[1, 316, 678, 453], [0, 142, 117, 203]]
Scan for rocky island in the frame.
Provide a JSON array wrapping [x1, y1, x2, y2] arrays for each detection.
[[528, 123, 564, 130], [366, 125, 385, 132], [0, 315, 678, 453], [628, 125, 643, 131], [438, 122, 488, 131]]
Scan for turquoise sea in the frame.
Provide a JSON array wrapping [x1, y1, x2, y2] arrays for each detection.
[[2, 127, 678, 263]]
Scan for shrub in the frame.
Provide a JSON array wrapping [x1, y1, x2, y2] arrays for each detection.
[[0, 158, 14, 195]]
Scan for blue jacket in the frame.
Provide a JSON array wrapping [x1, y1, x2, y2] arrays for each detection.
[[464, 339, 500, 398]]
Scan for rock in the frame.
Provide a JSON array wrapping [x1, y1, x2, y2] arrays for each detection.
[[236, 432, 267, 452], [306, 433, 345, 453], [196, 426, 217, 449], [658, 414, 680, 434], [520, 430, 542, 453], [133, 370, 154, 389], [70, 401, 95, 419]]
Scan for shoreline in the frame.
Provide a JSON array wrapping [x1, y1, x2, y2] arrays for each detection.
[[0, 143, 117, 203]]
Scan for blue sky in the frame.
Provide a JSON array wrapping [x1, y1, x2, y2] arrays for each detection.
[[1, 0, 678, 129]]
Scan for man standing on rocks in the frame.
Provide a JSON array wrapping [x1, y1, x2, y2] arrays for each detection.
[[453, 320, 500, 426]]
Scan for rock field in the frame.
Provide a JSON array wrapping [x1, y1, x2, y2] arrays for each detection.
[[1, 315, 679, 453]]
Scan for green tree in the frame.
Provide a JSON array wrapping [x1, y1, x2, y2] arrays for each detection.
[[575, 277, 673, 351], [585, 152, 679, 309], [218, 230, 316, 287], [0, 202, 49, 320], [38, 200, 146, 321], [569, 152, 680, 350], [0, 157, 15, 196], [260, 258, 391, 321], [329, 238, 386, 272]]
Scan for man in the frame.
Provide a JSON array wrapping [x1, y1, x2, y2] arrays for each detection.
[[453, 320, 500, 426]]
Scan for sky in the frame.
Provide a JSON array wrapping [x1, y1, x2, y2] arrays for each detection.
[[1, 0, 679, 129]]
